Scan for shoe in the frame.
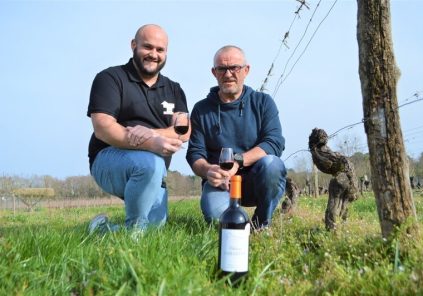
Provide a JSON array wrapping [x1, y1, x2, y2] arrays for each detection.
[[250, 221, 272, 236], [88, 214, 108, 234], [250, 217, 270, 233], [253, 226, 272, 237], [130, 228, 145, 242]]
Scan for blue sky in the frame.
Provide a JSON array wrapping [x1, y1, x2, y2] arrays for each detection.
[[1, 0, 422, 179]]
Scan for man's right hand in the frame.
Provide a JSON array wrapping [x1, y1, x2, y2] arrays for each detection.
[[145, 135, 183, 157], [206, 165, 231, 190], [126, 125, 157, 147], [92, 113, 182, 156]]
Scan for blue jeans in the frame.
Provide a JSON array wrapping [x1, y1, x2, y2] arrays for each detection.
[[201, 155, 286, 228], [91, 147, 168, 230]]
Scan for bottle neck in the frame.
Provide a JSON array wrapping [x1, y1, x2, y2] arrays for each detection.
[[229, 197, 241, 207]]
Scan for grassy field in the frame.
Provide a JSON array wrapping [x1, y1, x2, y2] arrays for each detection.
[[1, 192, 422, 295]]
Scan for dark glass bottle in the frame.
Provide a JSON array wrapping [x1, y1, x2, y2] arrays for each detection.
[[218, 175, 250, 285]]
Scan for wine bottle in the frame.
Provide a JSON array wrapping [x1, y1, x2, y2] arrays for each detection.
[[218, 175, 250, 285]]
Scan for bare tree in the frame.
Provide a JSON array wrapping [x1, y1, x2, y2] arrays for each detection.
[[292, 153, 313, 174], [334, 133, 364, 157], [357, 0, 417, 238]]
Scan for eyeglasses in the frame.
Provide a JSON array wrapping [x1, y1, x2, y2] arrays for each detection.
[[214, 65, 246, 75]]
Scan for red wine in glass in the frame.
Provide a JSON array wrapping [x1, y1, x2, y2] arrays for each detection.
[[174, 125, 189, 135], [219, 148, 234, 171], [173, 112, 189, 148], [220, 162, 234, 171]]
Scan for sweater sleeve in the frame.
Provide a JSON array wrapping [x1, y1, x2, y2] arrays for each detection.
[[186, 105, 208, 168], [257, 95, 285, 157]]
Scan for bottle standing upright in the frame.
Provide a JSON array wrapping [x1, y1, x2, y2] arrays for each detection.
[[218, 175, 250, 284]]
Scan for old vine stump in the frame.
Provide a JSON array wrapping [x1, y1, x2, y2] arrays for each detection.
[[281, 177, 300, 214], [308, 128, 358, 230]]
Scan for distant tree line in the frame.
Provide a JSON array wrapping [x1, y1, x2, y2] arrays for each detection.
[[1, 152, 421, 199], [0, 171, 202, 199], [287, 151, 423, 195]]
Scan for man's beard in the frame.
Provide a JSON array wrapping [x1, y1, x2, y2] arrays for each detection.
[[219, 81, 240, 96], [133, 47, 166, 77]]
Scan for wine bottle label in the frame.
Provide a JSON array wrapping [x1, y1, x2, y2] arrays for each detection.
[[220, 224, 250, 272]]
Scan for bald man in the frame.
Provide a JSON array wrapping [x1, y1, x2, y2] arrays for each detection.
[[186, 45, 286, 231], [87, 24, 189, 234]]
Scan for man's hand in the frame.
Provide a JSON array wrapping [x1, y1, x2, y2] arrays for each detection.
[[206, 165, 232, 191], [92, 113, 183, 156], [126, 125, 184, 156], [147, 135, 183, 157], [126, 125, 157, 147]]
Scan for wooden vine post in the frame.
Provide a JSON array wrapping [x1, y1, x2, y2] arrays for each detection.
[[357, 0, 417, 238]]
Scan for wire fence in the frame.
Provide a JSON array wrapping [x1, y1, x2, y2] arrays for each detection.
[[0, 195, 198, 215], [257, 1, 422, 164], [0, 196, 122, 213], [284, 91, 423, 163]]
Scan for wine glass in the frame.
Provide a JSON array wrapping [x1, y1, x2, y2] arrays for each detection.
[[173, 112, 189, 148], [219, 148, 234, 185]]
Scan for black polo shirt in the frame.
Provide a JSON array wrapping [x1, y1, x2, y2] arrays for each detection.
[[87, 58, 188, 169]]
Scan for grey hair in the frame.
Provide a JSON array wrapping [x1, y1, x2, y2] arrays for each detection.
[[213, 45, 247, 66]]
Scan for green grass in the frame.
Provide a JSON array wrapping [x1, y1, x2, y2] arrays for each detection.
[[1, 194, 423, 295]]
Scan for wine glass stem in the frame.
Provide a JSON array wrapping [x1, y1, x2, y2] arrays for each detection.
[[224, 177, 229, 188]]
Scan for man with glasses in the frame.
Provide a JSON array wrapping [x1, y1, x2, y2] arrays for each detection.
[[186, 45, 286, 231], [87, 24, 189, 235]]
